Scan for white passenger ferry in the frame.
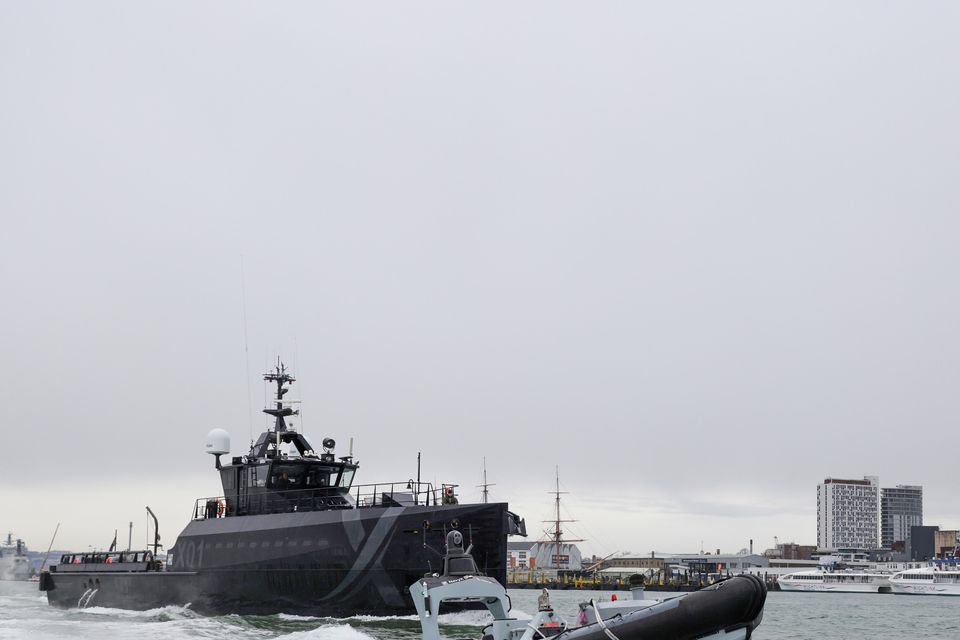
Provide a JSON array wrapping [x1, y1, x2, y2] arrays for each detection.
[[778, 569, 891, 593], [890, 564, 960, 596]]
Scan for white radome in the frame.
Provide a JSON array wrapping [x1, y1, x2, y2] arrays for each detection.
[[205, 428, 231, 456]]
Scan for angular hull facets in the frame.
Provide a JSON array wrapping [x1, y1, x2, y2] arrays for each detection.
[[43, 502, 511, 615]]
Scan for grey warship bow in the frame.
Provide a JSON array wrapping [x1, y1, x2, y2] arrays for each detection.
[[40, 361, 526, 615], [0, 534, 32, 581]]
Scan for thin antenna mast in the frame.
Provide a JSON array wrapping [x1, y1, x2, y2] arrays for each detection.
[[241, 256, 254, 444], [39, 522, 60, 573]]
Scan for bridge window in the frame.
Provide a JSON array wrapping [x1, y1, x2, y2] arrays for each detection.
[[257, 462, 357, 491], [249, 464, 268, 488], [271, 464, 304, 489], [304, 466, 337, 488], [339, 468, 356, 488]]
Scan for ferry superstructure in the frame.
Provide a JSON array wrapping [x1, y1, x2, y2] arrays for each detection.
[[778, 569, 891, 593], [890, 564, 960, 596]]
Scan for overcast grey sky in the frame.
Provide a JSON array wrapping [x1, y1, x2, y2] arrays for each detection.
[[2, 2, 959, 556]]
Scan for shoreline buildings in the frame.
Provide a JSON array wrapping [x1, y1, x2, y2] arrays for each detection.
[[817, 476, 880, 549], [817, 476, 923, 552], [881, 485, 923, 550]]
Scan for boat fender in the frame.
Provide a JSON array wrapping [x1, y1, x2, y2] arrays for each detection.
[[38, 572, 54, 592]]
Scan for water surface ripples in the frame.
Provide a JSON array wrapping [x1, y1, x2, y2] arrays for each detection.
[[3, 581, 959, 639]]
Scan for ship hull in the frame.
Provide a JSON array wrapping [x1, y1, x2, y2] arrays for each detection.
[[778, 582, 889, 593], [43, 502, 512, 615], [0, 557, 32, 581], [890, 582, 960, 595]]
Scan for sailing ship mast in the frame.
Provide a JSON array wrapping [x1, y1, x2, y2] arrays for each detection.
[[477, 457, 495, 504], [543, 466, 584, 571]]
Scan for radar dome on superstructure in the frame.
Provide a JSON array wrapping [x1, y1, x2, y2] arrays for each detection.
[[205, 428, 230, 456]]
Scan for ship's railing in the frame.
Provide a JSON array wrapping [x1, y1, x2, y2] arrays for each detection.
[[191, 491, 351, 520], [351, 481, 458, 508], [53, 550, 161, 572], [191, 482, 460, 520]]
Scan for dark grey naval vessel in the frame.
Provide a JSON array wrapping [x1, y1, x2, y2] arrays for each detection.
[[40, 362, 526, 615], [0, 534, 33, 581]]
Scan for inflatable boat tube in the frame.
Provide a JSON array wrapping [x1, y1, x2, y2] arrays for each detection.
[[556, 574, 766, 640]]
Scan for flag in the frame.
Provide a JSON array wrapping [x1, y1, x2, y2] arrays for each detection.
[[109, 530, 117, 552]]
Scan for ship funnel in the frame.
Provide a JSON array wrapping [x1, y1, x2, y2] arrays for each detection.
[[205, 428, 231, 456]]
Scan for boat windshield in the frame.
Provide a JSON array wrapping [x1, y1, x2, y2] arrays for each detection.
[[270, 463, 354, 489]]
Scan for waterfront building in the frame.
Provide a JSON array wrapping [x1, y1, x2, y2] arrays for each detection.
[[911, 525, 939, 561], [531, 541, 582, 570], [602, 554, 665, 571], [663, 552, 768, 573], [763, 542, 816, 561], [811, 548, 871, 563], [507, 541, 582, 571], [934, 529, 959, 558], [603, 552, 768, 574], [507, 541, 535, 569], [817, 476, 879, 550], [880, 485, 923, 549]]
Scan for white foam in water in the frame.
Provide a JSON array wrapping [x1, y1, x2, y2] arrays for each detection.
[[338, 614, 419, 623], [277, 623, 383, 640], [277, 613, 325, 622], [330, 609, 497, 626], [435, 610, 494, 626], [316, 606, 525, 628], [76, 605, 196, 620]]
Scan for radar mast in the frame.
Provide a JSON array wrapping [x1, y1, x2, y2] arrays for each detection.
[[263, 358, 298, 432]]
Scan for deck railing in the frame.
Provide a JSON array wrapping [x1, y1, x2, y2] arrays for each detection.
[[352, 480, 451, 508], [192, 481, 458, 520]]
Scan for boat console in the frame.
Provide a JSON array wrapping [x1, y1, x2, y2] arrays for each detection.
[[412, 530, 566, 640]]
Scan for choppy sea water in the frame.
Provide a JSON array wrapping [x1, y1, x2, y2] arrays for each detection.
[[3, 581, 960, 640]]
